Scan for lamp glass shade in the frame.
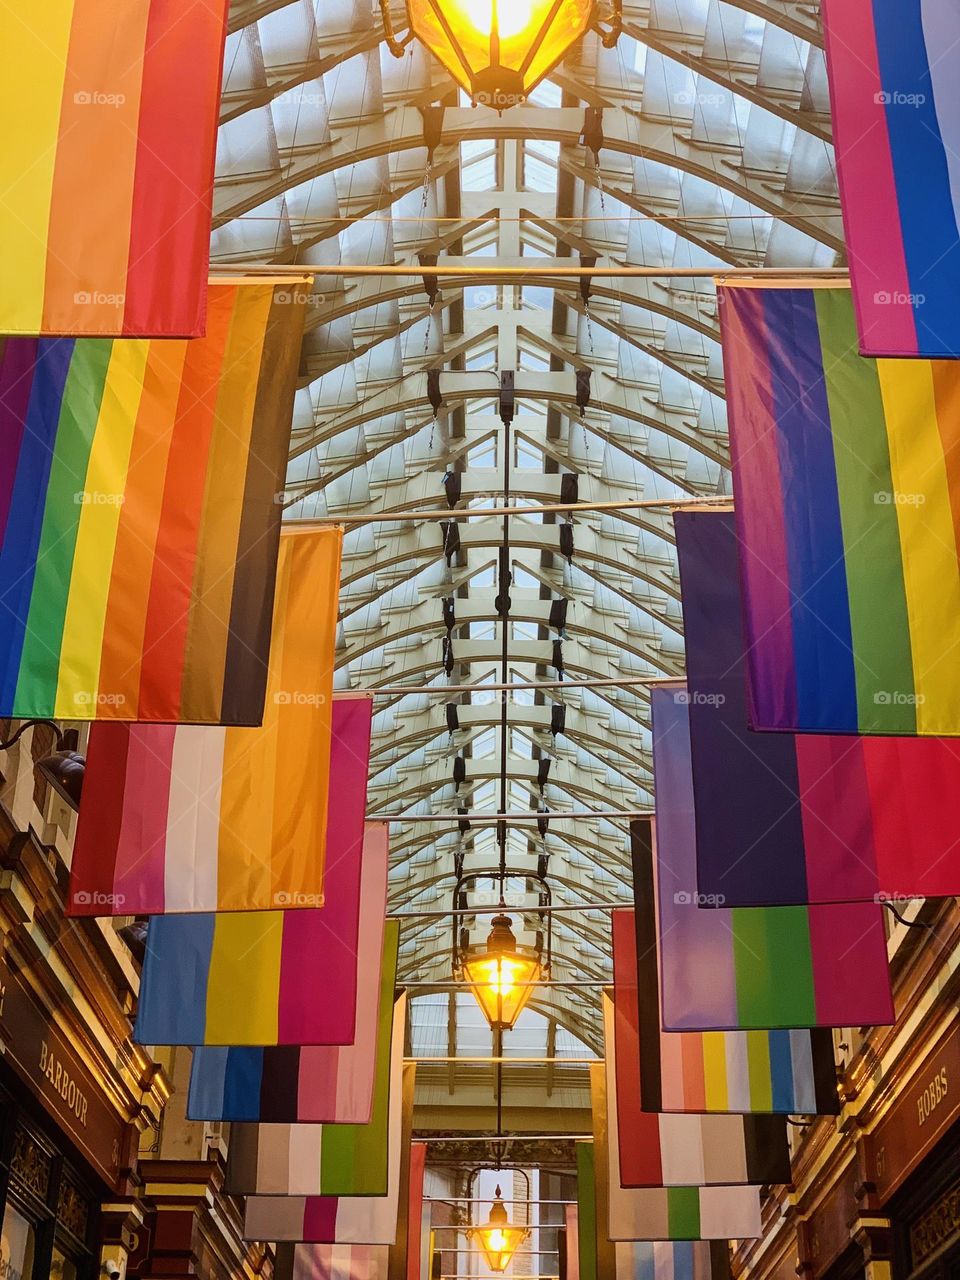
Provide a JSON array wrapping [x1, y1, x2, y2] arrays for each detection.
[[468, 1197, 530, 1272], [406, 0, 594, 105], [461, 916, 542, 1029]]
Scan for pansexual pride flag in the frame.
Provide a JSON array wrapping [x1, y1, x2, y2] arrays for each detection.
[[722, 283, 960, 734], [612, 910, 839, 1116], [244, 1074, 419, 1243], [70, 678, 360, 917], [650, 689, 894, 1027], [601, 995, 790, 1188], [589, 1069, 762, 1241], [0, 0, 227, 335], [821, 1, 960, 356], [134, 829, 388, 1047], [225, 996, 406, 1198], [188, 923, 400, 1125], [0, 281, 311, 722], [675, 505, 960, 905]]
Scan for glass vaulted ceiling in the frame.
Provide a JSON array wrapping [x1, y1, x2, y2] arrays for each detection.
[[213, 0, 840, 1056]]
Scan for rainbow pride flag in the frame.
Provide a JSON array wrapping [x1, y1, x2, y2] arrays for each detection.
[[821, 1, 960, 356], [589, 1068, 763, 1241], [244, 1074, 418, 1243], [0, 0, 227, 336], [225, 996, 406, 1198], [134, 832, 389, 1047], [601, 995, 790, 1187], [188, 923, 399, 1125], [69, 539, 347, 915], [0, 281, 311, 722], [612, 912, 839, 1117], [721, 283, 960, 734]]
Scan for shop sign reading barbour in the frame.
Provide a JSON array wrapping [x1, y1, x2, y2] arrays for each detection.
[[0, 951, 129, 1188]]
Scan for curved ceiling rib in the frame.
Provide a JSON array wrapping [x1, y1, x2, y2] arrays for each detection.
[[216, 0, 840, 1050]]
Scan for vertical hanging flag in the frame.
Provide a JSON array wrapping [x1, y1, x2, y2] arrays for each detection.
[[562, 1205, 579, 1280], [600, 995, 791, 1187], [134, 829, 389, 1047], [820, 1, 960, 356], [0, 281, 312, 723], [0, 0, 227, 336], [389, 1129, 426, 1280], [225, 995, 406, 1197], [574, 1165, 732, 1280], [650, 687, 895, 1025], [244, 1071, 418, 1243], [676, 497, 960, 900], [612, 910, 839, 1117], [188, 922, 400, 1126], [591, 1066, 763, 1242], [273, 1245, 387, 1280], [69, 543, 349, 916], [722, 282, 960, 736]]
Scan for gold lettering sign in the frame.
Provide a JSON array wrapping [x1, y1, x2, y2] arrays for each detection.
[[911, 1183, 960, 1267], [916, 1065, 949, 1128], [38, 1042, 89, 1126]]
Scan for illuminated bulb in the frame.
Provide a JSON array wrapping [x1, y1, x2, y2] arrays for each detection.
[[459, 0, 536, 40]]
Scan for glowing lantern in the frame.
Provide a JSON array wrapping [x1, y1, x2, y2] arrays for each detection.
[[468, 1187, 530, 1272], [460, 914, 542, 1030], [380, 0, 622, 108]]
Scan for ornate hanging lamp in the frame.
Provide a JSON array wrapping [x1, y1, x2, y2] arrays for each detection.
[[381, 0, 622, 108], [467, 1185, 530, 1272]]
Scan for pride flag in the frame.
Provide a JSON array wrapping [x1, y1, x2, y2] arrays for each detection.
[[722, 283, 960, 734], [574, 1172, 732, 1280], [612, 911, 839, 1116], [70, 680, 360, 917], [675, 504, 960, 906], [0, 281, 311, 722], [651, 690, 894, 1026], [589, 1067, 762, 1241], [244, 1073, 419, 1243], [225, 996, 406, 1198], [0, 0, 226, 335], [188, 923, 399, 1125], [69, 540, 347, 915], [134, 830, 388, 1046], [601, 996, 790, 1187], [821, 1, 960, 356]]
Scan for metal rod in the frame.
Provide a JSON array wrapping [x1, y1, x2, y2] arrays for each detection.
[[399, 979, 611, 987], [390, 901, 627, 920], [406, 1056, 597, 1064], [211, 263, 849, 280], [365, 675, 667, 694], [284, 495, 732, 526], [418, 1133, 593, 1140], [371, 809, 649, 822], [425, 1199, 575, 1205]]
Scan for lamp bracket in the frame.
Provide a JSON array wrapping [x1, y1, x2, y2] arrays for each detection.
[[593, 0, 623, 48], [378, 0, 414, 57]]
